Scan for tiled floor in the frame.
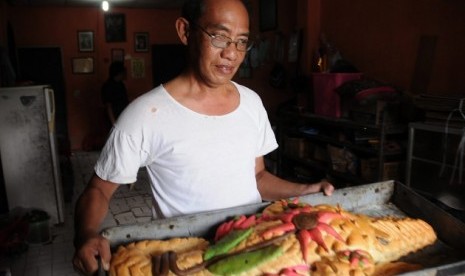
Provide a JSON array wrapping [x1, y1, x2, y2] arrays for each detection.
[[0, 151, 153, 276]]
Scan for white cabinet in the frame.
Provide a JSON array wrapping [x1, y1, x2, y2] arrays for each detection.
[[0, 85, 64, 224]]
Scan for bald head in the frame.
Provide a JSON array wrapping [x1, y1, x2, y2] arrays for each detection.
[[182, 0, 249, 25]]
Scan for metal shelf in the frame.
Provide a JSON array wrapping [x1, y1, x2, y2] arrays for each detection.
[[299, 112, 406, 134], [277, 111, 407, 186]]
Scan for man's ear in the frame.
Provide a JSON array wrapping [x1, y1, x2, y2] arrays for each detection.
[[175, 17, 190, 46]]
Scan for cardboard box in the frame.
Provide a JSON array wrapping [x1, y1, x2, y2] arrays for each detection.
[[383, 161, 404, 181], [284, 137, 314, 159], [327, 145, 358, 175], [350, 100, 400, 125], [361, 159, 403, 182]]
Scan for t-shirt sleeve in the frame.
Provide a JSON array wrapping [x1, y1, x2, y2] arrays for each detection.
[[256, 99, 279, 157], [94, 127, 146, 184], [258, 119, 278, 157]]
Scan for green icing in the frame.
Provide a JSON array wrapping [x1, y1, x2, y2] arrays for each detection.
[[208, 245, 283, 275], [204, 228, 253, 260]]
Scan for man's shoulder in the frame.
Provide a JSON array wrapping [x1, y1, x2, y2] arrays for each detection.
[[130, 85, 167, 104], [117, 86, 166, 123], [233, 81, 263, 105]]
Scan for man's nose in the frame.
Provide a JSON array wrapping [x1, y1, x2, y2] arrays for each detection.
[[220, 43, 240, 60]]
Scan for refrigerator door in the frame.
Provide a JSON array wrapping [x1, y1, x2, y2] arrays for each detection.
[[0, 85, 64, 224], [44, 87, 65, 223]]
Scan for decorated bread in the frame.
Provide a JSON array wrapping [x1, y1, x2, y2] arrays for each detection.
[[110, 199, 437, 276]]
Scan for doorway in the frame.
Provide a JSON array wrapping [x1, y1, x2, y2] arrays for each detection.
[[152, 44, 186, 87], [16, 47, 70, 155], [16, 47, 74, 201]]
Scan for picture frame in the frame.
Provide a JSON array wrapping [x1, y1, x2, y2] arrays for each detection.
[[131, 57, 145, 78], [104, 13, 126, 42], [259, 0, 277, 32], [111, 48, 125, 62], [72, 57, 94, 74], [78, 31, 94, 52], [134, 32, 149, 52]]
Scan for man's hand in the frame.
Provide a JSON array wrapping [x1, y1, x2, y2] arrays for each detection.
[[73, 233, 111, 275], [73, 175, 119, 275], [319, 180, 335, 196], [301, 179, 335, 196]]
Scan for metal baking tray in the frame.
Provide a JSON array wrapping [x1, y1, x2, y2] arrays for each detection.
[[101, 180, 465, 275]]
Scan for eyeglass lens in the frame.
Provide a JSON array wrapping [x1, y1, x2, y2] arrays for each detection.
[[192, 23, 252, 51]]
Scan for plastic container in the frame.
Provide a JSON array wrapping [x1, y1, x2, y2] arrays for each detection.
[[312, 73, 363, 118], [25, 209, 51, 245]]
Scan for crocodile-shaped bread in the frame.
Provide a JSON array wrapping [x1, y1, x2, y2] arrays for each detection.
[[110, 199, 437, 276]]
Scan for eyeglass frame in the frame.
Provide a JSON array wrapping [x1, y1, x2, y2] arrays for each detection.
[[190, 23, 254, 52]]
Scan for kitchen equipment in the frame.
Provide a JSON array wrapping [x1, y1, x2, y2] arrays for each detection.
[[0, 85, 64, 224], [102, 180, 465, 274]]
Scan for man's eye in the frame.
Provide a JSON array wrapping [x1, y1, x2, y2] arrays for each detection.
[[214, 35, 230, 42], [237, 39, 248, 45]]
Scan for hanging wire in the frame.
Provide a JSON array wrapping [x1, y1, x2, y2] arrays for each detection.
[[439, 98, 465, 185]]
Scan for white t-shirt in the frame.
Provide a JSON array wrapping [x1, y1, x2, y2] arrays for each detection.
[[95, 82, 278, 218]]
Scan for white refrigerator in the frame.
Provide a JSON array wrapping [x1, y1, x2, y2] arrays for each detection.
[[0, 85, 64, 224]]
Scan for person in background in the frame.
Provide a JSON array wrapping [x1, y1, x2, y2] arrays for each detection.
[[73, 0, 334, 274], [101, 61, 129, 126]]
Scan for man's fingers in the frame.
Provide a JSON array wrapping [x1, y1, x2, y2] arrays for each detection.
[[73, 257, 97, 276], [72, 258, 83, 274], [325, 185, 334, 196], [81, 252, 99, 275], [98, 239, 112, 270], [73, 234, 112, 275], [321, 181, 334, 196], [73, 247, 99, 275]]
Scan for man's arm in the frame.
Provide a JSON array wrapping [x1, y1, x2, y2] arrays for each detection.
[[255, 156, 334, 201], [73, 174, 119, 274]]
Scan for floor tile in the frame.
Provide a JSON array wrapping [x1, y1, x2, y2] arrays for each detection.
[[0, 151, 153, 275]]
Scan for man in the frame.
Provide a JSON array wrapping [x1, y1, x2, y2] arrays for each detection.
[[73, 0, 334, 274], [101, 61, 129, 126]]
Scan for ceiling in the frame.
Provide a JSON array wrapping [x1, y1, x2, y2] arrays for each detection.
[[6, 0, 187, 9]]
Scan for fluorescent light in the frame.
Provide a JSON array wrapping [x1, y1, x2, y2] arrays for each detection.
[[102, 0, 109, 11]]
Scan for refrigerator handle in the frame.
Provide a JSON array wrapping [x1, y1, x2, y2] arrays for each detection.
[[44, 87, 55, 132]]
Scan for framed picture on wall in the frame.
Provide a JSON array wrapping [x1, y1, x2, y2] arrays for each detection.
[[131, 57, 145, 78], [259, 0, 277, 32], [104, 13, 126, 42], [111, 48, 125, 62], [72, 57, 94, 74], [134, 32, 149, 52], [77, 31, 94, 52]]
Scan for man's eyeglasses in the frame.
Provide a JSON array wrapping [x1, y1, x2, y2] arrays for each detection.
[[192, 23, 253, 52]]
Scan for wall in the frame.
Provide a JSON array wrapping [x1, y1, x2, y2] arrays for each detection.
[[4, 1, 303, 151], [6, 6, 182, 150], [6, 0, 463, 151], [318, 0, 465, 96], [239, 0, 306, 121], [0, 2, 6, 44]]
